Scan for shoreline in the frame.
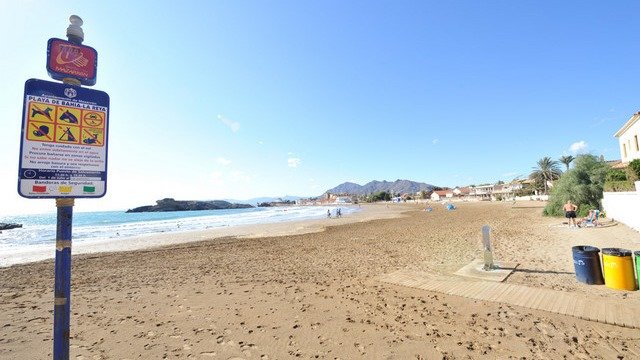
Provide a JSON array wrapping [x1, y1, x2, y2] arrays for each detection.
[[1, 203, 408, 268], [73, 203, 409, 260]]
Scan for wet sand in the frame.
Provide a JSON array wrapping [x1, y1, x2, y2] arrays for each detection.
[[1, 201, 640, 359]]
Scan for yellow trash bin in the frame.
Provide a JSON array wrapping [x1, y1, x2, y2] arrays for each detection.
[[602, 248, 637, 291]]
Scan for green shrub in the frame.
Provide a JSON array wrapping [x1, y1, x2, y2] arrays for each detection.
[[543, 154, 609, 217], [629, 159, 640, 180], [606, 168, 627, 181], [603, 180, 636, 192]]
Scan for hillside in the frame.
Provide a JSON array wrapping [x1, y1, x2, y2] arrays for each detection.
[[324, 179, 435, 196]]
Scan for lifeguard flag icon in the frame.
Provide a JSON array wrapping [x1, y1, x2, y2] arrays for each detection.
[[32, 185, 47, 193]]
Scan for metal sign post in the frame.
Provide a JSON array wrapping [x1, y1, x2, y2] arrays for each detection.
[[17, 15, 109, 360], [53, 198, 73, 359]]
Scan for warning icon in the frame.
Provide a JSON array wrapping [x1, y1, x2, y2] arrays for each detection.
[[27, 121, 54, 142], [55, 125, 80, 144], [29, 102, 55, 122], [81, 128, 104, 146], [82, 111, 104, 127], [57, 107, 81, 124]]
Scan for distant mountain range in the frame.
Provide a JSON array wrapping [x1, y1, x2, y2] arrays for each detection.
[[324, 179, 435, 196], [222, 180, 435, 204]]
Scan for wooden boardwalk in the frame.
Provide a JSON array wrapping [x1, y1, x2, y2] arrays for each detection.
[[377, 268, 640, 329]]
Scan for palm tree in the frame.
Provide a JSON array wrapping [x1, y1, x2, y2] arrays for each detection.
[[530, 157, 562, 194], [559, 155, 575, 171]]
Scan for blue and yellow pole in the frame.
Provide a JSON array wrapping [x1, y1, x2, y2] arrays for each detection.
[[53, 198, 74, 359]]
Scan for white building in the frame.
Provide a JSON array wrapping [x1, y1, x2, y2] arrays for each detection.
[[471, 184, 493, 200], [602, 111, 640, 232], [430, 190, 453, 201], [334, 196, 352, 204], [614, 111, 640, 164]]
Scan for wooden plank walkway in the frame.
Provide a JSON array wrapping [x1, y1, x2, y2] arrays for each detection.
[[377, 268, 640, 329]]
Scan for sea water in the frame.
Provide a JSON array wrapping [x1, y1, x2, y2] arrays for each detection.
[[0, 206, 357, 267]]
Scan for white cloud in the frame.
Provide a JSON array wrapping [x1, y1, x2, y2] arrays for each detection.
[[288, 157, 301, 168], [569, 141, 588, 154], [216, 157, 231, 166], [217, 114, 240, 133], [432, 139, 439, 145]]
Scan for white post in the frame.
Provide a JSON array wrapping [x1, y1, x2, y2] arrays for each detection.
[[482, 225, 494, 271]]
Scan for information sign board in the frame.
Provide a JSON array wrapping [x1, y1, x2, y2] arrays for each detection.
[[18, 79, 109, 198], [47, 38, 98, 86]]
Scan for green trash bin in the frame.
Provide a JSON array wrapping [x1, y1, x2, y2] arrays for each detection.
[[635, 251, 640, 285]]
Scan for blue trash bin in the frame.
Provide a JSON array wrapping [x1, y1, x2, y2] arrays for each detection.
[[572, 245, 604, 285]]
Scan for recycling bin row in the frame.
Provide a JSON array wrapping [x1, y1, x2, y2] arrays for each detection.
[[572, 246, 639, 291]]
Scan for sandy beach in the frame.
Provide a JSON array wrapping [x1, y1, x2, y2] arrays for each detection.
[[2, 201, 640, 359]]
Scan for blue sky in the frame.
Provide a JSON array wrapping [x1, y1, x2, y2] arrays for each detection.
[[1, 1, 639, 214]]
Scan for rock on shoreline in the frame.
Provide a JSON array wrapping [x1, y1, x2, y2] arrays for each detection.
[[0, 223, 23, 230], [125, 198, 254, 213]]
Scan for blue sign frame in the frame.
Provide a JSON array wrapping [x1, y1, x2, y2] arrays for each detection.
[[18, 79, 109, 198]]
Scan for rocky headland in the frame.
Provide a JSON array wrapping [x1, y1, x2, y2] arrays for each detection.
[[0, 223, 22, 231], [125, 198, 253, 213]]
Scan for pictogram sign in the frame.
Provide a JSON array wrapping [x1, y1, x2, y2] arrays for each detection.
[[18, 79, 109, 198]]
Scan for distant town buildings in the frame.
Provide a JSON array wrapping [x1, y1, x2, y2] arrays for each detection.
[[296, 178, 547, 206], [296, 193, 356, 205], [334, 196, 353, 204], [432, 180, 538, 201]]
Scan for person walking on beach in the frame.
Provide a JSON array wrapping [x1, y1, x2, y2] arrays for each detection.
[[327, 209, 331, 219], [563, 200, 578, 227]]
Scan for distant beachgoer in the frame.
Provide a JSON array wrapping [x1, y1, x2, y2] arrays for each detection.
[[337, 208, 342, 218], [578, 209, 599, 227], [327, 209, 331, 218], [563, 200, 578, 227]]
